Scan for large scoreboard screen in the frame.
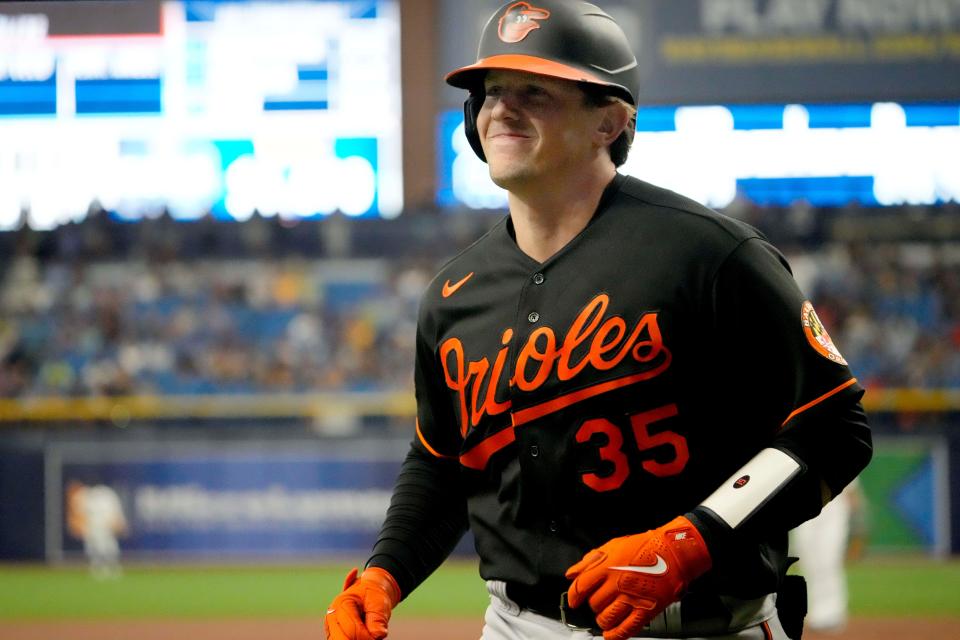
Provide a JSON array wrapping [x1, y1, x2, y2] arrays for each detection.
[[0, 0, 401, 230]]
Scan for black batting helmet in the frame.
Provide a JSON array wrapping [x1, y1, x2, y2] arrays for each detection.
[[445, 0, 640, 165]]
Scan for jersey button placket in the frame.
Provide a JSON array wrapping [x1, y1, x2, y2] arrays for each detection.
[[533, 273, 545, 285]]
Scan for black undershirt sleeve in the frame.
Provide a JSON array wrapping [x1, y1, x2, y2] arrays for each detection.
[[366, 298, 471, 599], [366, 443, 469, 600]]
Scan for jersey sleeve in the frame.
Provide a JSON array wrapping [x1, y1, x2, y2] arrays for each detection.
[[683, 236, 871, 593], [411, 305, 464, 460], [709, 237, 864, 438], [696, 236, 871, 531]]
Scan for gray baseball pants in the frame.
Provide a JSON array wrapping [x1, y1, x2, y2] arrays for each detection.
[[480, 580, 791, 640]]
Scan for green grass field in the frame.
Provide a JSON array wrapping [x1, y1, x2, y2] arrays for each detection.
[[0, 558, 958, 620]]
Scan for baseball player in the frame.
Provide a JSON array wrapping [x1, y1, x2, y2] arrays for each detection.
[[66, 480, 128, 579], [325, 2, 872, 639]]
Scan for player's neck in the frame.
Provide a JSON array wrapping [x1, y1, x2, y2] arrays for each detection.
[[507, 165, 616, 264]]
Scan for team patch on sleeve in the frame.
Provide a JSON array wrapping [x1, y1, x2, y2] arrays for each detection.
[[801, 301, 847, 365]]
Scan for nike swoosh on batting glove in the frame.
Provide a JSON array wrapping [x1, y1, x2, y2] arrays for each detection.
[[324, 566, 401, 640], [565, 515, 712, 640]]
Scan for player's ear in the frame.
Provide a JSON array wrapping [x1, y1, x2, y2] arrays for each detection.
[[595, 100, 630, 149]]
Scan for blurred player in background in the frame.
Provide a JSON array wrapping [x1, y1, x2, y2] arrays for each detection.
[[66, 480, 129, 580], [792, 478, 868, 633], [325, 2, 872, 639]]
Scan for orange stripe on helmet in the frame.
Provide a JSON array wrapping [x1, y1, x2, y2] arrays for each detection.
[[445, 54, 605, 88]]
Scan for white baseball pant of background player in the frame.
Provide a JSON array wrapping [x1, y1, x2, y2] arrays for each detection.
[[791, 478, 864, 631]]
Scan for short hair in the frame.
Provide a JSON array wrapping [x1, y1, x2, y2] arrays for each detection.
[[578, 82, 637, 167]]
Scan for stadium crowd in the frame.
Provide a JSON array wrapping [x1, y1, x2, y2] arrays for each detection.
[[1, 204, 958, 401]]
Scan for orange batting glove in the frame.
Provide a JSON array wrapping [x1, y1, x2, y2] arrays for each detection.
[[324, 567, 401, 640], [565, 515, 712, 640]]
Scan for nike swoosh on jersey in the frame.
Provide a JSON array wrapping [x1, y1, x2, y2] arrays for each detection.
[[611, 554, 668, 575], [442, 272, 474, 298]]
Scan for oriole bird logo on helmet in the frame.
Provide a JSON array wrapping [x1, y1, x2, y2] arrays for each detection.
[[498, 2, 551, 43]]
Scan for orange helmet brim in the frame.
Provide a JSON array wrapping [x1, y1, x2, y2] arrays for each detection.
[[445, 54, 606, 90]]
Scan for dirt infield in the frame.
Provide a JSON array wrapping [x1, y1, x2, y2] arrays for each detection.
[[3, 616, 959, 640]]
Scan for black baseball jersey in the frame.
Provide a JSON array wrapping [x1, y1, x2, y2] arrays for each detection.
[[370, 174, 870, 601]]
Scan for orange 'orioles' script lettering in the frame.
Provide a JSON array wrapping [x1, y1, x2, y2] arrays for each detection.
[[440, 294, 671, 437]]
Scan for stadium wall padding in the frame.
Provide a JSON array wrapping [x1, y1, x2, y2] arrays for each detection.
[[0, 447, 45, 559], [0, 431, 954, 561]]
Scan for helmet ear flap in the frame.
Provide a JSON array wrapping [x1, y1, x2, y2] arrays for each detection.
[[463, 91, 486, 163]]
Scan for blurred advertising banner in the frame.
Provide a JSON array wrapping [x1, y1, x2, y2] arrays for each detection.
[[47, 440, 404, 561], [631, 0, 960, 104], [858, 437, 952, 556]]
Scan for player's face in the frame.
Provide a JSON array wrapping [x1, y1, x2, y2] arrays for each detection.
[[478, 70, 605, 190]]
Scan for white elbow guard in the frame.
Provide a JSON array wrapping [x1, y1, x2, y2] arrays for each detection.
[[699, 448, 803, 529]]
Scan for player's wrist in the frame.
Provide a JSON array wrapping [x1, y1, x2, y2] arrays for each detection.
[[688, 447, 812, 564], [360, 566, 402, 606], [659, 515, 712, 582], [684, 507, 732, 564]]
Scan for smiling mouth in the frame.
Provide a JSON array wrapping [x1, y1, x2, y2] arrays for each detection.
[[488, 132, 531, 142]]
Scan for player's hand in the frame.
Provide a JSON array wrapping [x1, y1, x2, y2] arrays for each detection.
[[324, 567, 401, 640], [565, 515, 712, 640]]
